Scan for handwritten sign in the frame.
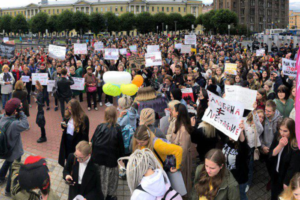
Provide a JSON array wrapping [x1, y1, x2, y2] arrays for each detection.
[[94, 42, 104, 51], [21, 76, 30, 83], [104, 49, 119, 60], [256, 49, 265, 56], [181, 88, 194, 101], [129, 45, 137, 52], [48, 45, 66, 60], [119, 48, 127, 55], [70, 77, 85, 91], [202, 91, 244, 141], [181, 45, 191, 54], [145, 52, 162, 67], [32, 73, 48, 85], [184, 35, 196, 45], [74, 43, 87, 54], [147, 45, 160, 53], [47, 80, 55, 92], [224, 85, 257, 110], [282, 58, 297, 77], [225, 63, 237, 75]]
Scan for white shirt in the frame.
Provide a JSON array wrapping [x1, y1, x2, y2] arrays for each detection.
[[67, 118, 75, 136], [78, 156, 91, 184]]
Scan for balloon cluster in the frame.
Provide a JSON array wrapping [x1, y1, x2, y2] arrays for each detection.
[[103, 72, 144, 97]]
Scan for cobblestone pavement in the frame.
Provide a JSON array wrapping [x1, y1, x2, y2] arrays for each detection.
[[0, 95, 271, 199]]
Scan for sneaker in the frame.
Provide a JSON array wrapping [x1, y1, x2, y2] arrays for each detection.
[[99, 102, 103, 107], [88, 107, 91, 111], [106, 102, 112, 107], [46, 107, 50, 111], [105, 102, 109, 106], [95, 107, 98, 111], [245, 185, 249, 193], [37, 137, 47, 143], [4, 190, 11, 197], [54, 107, 58, 111]]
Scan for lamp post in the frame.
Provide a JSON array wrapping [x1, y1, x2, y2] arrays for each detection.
[[166, 25, 168, 35], [80, 28, 83, 43], [192, 24, 194, 34], [162, 23, 164, 35], [228, 25, 231, 37], [263, 19, 266, 34], [174, 21, 177, 35], [157, 26, 158, 34], [19, 29, 22, 53]]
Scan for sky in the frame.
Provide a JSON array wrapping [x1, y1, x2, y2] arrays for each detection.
[[1, 0, 300, 11]]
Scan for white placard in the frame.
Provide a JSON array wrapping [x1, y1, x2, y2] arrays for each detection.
[[21, 76, 30, 83], [184, 35, 196, 45], [104, 49, 119, 60], [32, 73, 48, 86], [129, 45, 137, 52], [256, 49, 265, 56], [175, 43, 182, 49], [145, 52, 162, 67], [119, 48, 127, 55], [202, 91, 244, 141], [94, 42, 104, 51], [181, 45, 191, 54], [3, 37, 9, 43], [224, 85, 257, 110], [147, 45, 160, 53], [70, 77, 85, 91], [74, 43, 87, 54], [282, 58, 297, 77], [47, 80, 55, 92], [224, 63, 237, 75], [48, 45, 66, 60]]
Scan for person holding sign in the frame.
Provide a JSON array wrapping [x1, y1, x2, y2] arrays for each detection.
[[37, 64, 51, 110], [21, 67, 32, 108], [84, 67, 98, 111]]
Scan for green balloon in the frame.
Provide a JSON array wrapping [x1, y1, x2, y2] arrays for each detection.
[[103, 83, 121, 97]]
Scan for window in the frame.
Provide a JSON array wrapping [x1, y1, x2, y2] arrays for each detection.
[[171, 7, 173, 12], [161, 7, 164, 12], [53, 9, 55, 14], [57, 9, 59, 14], [48, 10, 50, 14], [184, 7, 186, 12], [157, 7, 159, 12], [91, 7, 93, 12], [105, 7, 107, 11], [101, 7, 103, 12], [81, 7, 84, 12], [167, 7, 169, 12], [96, 8, 98, 12], [110, 6, 112, 12], [62, 9, 64, 12], [147, 7, 149, 12], [121, 7, 123, 12], [152, 7, 154, 12], [86, 7, 89, 13], [115, 7, 118, 12], [178, 7, 181, 12]]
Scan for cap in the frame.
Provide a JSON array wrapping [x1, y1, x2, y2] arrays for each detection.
[[5, 98, 21, 115]]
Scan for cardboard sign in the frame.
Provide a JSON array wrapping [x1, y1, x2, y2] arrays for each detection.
[[47, 80, 55, 92], [74, 43, 87, 54], [256, 49, 265, 56], [48, 45, 66, 60], [184, 35, 196, 45], [181, 45, 191, 54], [119, 48, 127, 55], [94, 42, 104, 51], [104, 48, 119, 60], [145, 52, 162, 67], [147, 45, 160, 53], [282, 58, 297, 77], [181, 88, 194, 101], [175, 43, 182, 49], [224, 85, 257, 110], [21, 76, 30, 83], [32, 73, 48, 85], [70, 77, 85, 91], [202, 91, 244, 141], [129, 45, 137, 52], [225, 63, 237, 75]]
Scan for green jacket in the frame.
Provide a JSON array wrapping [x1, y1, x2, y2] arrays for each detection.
[[75, 67, 83, 77], [191, 164, 240, 200], [274, 98, 294, 118], [11, 161, 59, 200]]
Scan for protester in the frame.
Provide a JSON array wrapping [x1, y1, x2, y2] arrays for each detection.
[[139, 108, 165, 138], [21, 67, 32, 107], [280, 173, 300, 200], [84, 66, 98, 111], [34, 80, 47, 143], [0, 65, 15, 109], [12, 80, 29, 117], [37, 64, 51, 110], [274, 85, 295, 118]]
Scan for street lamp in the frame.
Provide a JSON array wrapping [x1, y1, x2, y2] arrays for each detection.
[[157, 26, 158, 34], [19, 29, 22, 53], [166, 25, 168, 34], [162, 23, 164, 34], [192, 24, 194, 34], [174, 21, 177, 35]]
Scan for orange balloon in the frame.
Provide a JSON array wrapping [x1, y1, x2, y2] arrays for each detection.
[[132, 75, 144, 87]]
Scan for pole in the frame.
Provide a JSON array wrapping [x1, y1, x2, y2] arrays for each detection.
[[162, 23, 164, 35], [174, 21, 177, 35]]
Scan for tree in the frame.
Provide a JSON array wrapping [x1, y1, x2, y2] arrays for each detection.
[[57, 10, 74, 33], [11, 14, 28, 34], [153, 12, 168, 33], [195, 14, 203, 25], [183, 14, 196, 31], [167, 13, 183, 32], [119, 12, 135, 35], [211, 9, 238, 34], [135, 12, 154, 34], [30, 12, 49, 34], [1, 15, 13, 35], [103, 12, 120, 34], [47, 15, 59, 34], [73, 11, 90, 34], [202, 10, 216, 33], [89, 13, 105, 35]]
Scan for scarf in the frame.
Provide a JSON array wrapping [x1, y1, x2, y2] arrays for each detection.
[[3, 73, 11, 82]]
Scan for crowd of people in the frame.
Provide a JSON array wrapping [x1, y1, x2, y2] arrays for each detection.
[[0, 33, 299, 200]]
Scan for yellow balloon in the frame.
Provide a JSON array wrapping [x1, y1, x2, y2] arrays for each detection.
[[103, 83, 121, 97], [121, 84, 139, 96]]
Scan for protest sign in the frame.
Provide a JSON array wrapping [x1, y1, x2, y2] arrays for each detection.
[[48, 45, 66, 60], [224, 85, 257, 110], [256, 49, 265, 56], [181, 45, 191, 54], [175, 43, 182, 49], [184, 35, 196, 45], [147, 45, 160, 53], [129, 45, 137, 52], [94, 42, 104, 51], [224, 63, 237, 75], [3, 37, 9, 43], [181, 88, 194, 101], [135, 57, 145, 69], [145, 52, 162, 67], [32, 73, 48, 85], [21, 76, 30, 83], [47, 80, 55, 92], [70, 77, 85, 91], [104, 49, 119, 60], [119, 48, 127, 55], [282, 58, 297, 77], [295, 46, 300, 149], [202, 91, 244, 141], [0, 43, 15, 58], [74, 43, 87, 54]]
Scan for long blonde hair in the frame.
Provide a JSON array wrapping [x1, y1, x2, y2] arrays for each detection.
[[104, 106, 117, 127], [132, 125, 155, 151], [280, 173, 300, 200], [199, 121, 216, 138]]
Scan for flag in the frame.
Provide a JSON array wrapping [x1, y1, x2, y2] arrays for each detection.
[[295, 46, 300, 149]]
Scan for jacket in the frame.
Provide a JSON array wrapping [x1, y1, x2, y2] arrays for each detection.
[[0, 112, 29, 161], [12, 89, 29, 117], [63, 154, 104, 200], [57, 76, 74, 99], [58, 115, 90, 167], [91, 123, 125, 168], [267, 90, 276, 100], [191, 165, 240, 200], [274, 98, 294, 118], [0, 72, 15, 94], [117, 107, 139, 130], [35, 91, 45, 128]]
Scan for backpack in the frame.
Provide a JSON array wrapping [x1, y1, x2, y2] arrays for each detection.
[[121, 124, 135, 155], [0, 118, 15, 159], [136, 183, 182, 200], [153, 137, 176, 172]]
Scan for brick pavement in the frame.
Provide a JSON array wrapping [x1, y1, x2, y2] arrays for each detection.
[[0, 95, 271, 199]]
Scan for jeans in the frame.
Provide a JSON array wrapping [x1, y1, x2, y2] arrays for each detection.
[[2, 93, 12, 109], [97, 86, 103, 102], [59, 98, 71, 119], [239, 183, 248, 200], [87, 92, 97, 108], [0, 157, 21, 193]]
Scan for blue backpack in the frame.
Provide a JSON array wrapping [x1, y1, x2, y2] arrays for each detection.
[[121, 124, 135, 155]]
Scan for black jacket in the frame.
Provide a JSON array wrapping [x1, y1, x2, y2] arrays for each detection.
[[58, 116, 90, 167], [91, 123, 124, 168], [35, 91, 45, 128], [57, 76, 74, 99], [63, 154, 104, 200]]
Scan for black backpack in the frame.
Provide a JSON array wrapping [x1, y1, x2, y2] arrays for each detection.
[[0, 118, 15, 159]]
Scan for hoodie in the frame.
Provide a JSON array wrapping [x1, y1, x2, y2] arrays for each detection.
[[131, 169, 167, 200], [260, 110, 282, 148], [117, 107, 139, 130]]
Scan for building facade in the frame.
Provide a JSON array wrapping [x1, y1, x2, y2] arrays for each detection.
[[213, 0, 289, 33], [202, 3, 213, 14], [289, 10, 300, 29]]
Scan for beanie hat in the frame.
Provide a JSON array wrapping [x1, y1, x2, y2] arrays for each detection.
[[19, 156, 50, 191], [140, 108, 155, 126], [5, 98, 21, 115]]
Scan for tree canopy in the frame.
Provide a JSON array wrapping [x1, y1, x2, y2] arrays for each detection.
[[30, 12, 49, 34], [11, 14, 28, 34]]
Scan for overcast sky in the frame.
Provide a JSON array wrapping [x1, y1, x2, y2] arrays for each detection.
[[1, 0, 300, 11]]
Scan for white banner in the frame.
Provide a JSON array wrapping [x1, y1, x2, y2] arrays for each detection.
[[175, 43, 182, 49], [3, 37, 9, 43], [224, 85, 257, 110], [74, 43, 87, 54], [21, 76, 30, 83], [47, 80, 55, 92], [147, 45, 160, 53], [32, 73, 48, 85], [119, 48, 127, 55], [94, 42, 104, 51], [48, 45, 66, 60], [184, 35, 196, 45], [145, 52, 162, 67], [202, 91, 244, 141], [256, 49, 265, 56], [129, 45, 137, 52], [104, 49, 119, 60], [181, 45, 191, 54], [70, 77, 85, 91], [282, 58, 297, 77]]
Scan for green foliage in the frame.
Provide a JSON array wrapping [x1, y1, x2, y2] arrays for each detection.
[[89, 13, 105, 34], [11, 14, 28, 33], [135, 12, 154, 34], [153, 12, 168, 32], [183, 14, 196, 31], [103, 12, 120, 33], [47, 15, 59, 33], [195, 14, 203, 25], [30, 12, 49, 34], [57, 10, 74, 32], [231, 24, 248, 35], [119, 12, 136, 34], [1, 15, 13, 34], [73, 11, 90, 33], [167, 13, 183, 31], [202, 10, 216, 33], [211, 9, 238, 34]]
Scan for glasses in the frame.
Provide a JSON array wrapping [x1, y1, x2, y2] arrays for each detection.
[[74, 153, 88, 162]]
